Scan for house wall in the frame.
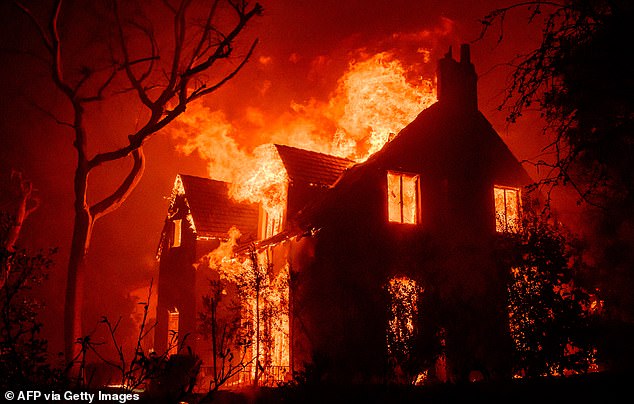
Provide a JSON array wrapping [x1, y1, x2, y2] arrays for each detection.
[[155, 199, 199, 355], [289, 106, 532, 382]]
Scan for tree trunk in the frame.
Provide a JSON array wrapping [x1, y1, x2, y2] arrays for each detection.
[[64, 160, 93, 376]]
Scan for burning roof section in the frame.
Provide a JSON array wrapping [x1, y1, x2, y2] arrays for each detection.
[[273, 144, 354, 187], [178, 174, 259, 240], [159, 146, 353, 254]]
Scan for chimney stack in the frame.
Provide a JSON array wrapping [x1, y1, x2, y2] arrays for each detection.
[[437, 43, 478, 111]]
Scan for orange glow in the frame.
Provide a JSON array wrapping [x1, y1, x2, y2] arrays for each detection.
[[335, 53, 436, 160], [387, 276, 420, 357], [167, 308, 179, 357], [168, 51, 436, 186], [230, 145, 288, 222], [172, 219, 182, 248], [200, 231, 289, 387], [388, 172, 420, 224], [494, 186, 520, 232]]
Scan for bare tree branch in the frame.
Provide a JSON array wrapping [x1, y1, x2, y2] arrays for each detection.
[[90, 148, 146, 220], [188, 38, 258, 101], [12, 1, 53, 53]]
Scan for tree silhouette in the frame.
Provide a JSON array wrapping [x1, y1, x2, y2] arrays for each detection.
[[12, 0, 262, 369], [480, 0, 633, 205], [498, 215, 594, 377], [480, 0, 633, 372], [1, 212, 61, 389]]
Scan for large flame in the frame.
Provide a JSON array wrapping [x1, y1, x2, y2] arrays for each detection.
[[229, 145, 288, 219], [334, 52, 436, 159], [200, 229, 290, 385], [168, 50, 436, 214], [170, 47, 439, 388]]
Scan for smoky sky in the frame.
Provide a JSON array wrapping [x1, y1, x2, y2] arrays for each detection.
[[0, 0, 550, 355]]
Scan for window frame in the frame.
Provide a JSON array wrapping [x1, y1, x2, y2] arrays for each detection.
[[387, 170, 421, 225], [494, 185, 521, 233]]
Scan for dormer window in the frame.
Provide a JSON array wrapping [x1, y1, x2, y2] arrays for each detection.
[[172, 219, 182, 248], [494, 186, 521, 233], [387, 171, 420, 224]]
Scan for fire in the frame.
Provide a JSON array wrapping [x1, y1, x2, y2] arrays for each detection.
[[169, 105, 249, 184], [199, 230, 290, 386], [387, 276, 420, 357], [168, 47, 438, 387], [229, 145, 288, 220], [334, 52, 436, 159], [168, 50, 437, 211]]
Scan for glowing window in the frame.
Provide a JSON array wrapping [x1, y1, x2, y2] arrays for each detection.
[[260, 209, 284, 239], [265, 211, 283, 239], [167, 307, 179, 357], [172, 219, 182, 248], [387, 171, 420, 224], [494, 186, 521, 232], [387, 276, 420, 358]]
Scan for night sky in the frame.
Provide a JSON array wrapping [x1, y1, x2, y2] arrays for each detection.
[[0, 0, 554, 355]]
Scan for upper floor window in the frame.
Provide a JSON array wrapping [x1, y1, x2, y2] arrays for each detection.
[[172, 219, 182, 248], [494, 186, 521, 233], [387, 171, 420, 224]]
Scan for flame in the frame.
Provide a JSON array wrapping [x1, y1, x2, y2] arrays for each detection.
[[334, 52, 436, 159], [169, 106, 249, 184], [387, 276, 420, 357], [229, 145, 288, 219], [168, 50, 436, 215], [170, 47, 439, 387]]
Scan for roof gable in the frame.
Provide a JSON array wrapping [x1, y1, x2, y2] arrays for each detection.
[[293, 102, 534, 231], [178, 174, 259, 240], [274, 144, 354, 187]]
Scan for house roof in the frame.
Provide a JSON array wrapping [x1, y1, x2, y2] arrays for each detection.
[[165, 148, 351, 245], [274, 144, 354, 187], [179, 174, 259, 240], [292, 102, 534, 232]]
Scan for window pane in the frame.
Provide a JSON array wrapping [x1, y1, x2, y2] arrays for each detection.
[[494, 187, 506, 232], [494, 186, 520, 233], [402, 175, 418, 224], [505, 188, 519, 232], [387, 172, 401, 222], [173, 219, 182, 247]]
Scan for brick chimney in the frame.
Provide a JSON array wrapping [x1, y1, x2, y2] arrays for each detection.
[[437, 44, 478, 111]]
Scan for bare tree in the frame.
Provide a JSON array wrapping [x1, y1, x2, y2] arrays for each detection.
[[0, 170, 40, 289], [478, 0, 633, 208], [198, 279, 252, 399], [13, 0, 262, 369]]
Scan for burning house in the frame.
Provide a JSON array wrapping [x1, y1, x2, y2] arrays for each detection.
[[155, 44, 534, 386]]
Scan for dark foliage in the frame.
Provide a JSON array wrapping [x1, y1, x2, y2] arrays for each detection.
[[497, 215, 595, 377], [480, 0, 634, 373], [0, 212, 63, 389], [480, 0, 634, 205], [197, 278, 252, 397]]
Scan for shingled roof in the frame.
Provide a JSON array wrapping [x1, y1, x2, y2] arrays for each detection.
[[179, 174, 259, 240], [169, 147, 352, 246], [274, 144, 354, 187]]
